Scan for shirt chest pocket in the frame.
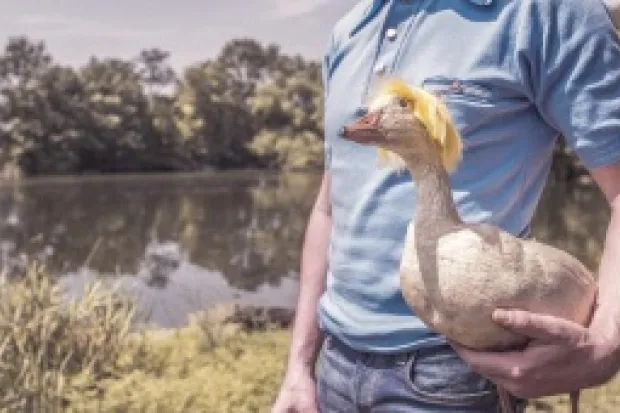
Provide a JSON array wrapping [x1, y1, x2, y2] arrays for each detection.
[[421, 77, 527, 138]]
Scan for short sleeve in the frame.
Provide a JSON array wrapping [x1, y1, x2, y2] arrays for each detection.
[[322, 33, 335, 170], [532, 0, 620, 169]]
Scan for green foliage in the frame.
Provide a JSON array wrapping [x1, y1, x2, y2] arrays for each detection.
[[0, 263, 136, 411], [83, 320, 289, 413], [0, 36, 326, 176], [2, 65, 86, 174], [250, 129, 323, 170], [175, 61, 258, 167], [135, 48, 177, 95], [249, 69, 324, 169], [78, 57, 184, 172], [0, 37, 51, 84]]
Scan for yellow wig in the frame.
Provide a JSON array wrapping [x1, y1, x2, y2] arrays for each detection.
[[368, 78, 463, 173]]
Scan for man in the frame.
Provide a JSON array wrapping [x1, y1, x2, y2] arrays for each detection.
[[273, 0, 620, 411]]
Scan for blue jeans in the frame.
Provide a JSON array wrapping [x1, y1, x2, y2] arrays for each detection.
[[317, 334, 527, 413]]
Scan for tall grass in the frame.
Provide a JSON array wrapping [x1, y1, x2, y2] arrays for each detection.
[[0, 264, 289, 412], [0, 263, 136, 412]]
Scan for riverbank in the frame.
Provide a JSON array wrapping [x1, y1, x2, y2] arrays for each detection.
[[0, 263, 291, 412], [1, 264, 618, 412]]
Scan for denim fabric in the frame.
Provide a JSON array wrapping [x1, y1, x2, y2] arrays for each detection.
[[317, 335, 526, 413]]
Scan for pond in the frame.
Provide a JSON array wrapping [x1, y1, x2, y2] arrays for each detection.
[[0, 170, 610, 327]]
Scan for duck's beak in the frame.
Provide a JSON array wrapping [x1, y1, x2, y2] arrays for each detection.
[[339, 110, 386, 144]]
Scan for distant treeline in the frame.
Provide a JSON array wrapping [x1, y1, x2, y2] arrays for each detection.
[[0, 37, 325, 177]]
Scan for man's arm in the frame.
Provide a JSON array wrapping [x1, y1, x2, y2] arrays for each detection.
[[587, 162, 620, 344], [287, 170, 332, 376], [452, 162, 620, 398], [272, 171, 332, 412]]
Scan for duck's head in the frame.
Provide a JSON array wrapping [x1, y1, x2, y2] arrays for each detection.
[[339, 78, 463, 173]]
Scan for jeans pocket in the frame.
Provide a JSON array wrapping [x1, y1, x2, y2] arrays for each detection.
[[403, 345, 497, 408]]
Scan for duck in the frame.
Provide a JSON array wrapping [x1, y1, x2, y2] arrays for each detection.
[[339, 78, 597, 413], [605, 0, 620, 29]]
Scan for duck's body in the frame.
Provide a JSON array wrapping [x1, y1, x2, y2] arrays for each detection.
[[399, 171, 596, 349]]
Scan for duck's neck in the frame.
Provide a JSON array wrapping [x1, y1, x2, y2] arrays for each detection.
[[402, 149, 461, 230]]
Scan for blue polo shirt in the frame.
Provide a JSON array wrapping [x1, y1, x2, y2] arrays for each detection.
[[318, 0, 620, 353]]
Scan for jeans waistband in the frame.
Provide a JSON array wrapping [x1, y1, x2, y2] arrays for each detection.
[[324, 333, 418, 367]]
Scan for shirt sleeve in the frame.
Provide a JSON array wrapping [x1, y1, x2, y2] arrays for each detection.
[[531, 0, 620, 170], [322, 33, 335, 170]]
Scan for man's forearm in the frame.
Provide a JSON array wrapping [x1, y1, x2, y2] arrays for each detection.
[[286, 174, 332, 377], [593, 196, 620, 341]]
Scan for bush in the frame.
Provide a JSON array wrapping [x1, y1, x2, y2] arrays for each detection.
[[0, 263, 136, 412]]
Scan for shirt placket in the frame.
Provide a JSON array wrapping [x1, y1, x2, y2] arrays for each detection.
[[361, 0, 421, 104]]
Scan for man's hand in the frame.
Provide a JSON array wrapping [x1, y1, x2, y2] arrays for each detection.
[[450, 307, 620, 399], [272, 369, 318, 413]]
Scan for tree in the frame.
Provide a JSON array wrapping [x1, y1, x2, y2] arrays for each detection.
[[1, 64, 88, 174], [0, 37, 55, 174], [79, 57, 167, 172], [135, 48, 176, 95], [175, 61, 257, 167], [0, 37, 52, 87], [217, 39, 267, 101], [248, 60, 324, 169]]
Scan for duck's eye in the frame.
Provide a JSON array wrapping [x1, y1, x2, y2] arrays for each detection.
[[398, 98, 409, 108]]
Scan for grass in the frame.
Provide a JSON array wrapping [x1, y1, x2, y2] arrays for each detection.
[[531, 381, 620, 413], [74, 323, 289, 413], [0, 263, 289, 412], [0, 263, 618, 412], [0, 262, 135, 412]]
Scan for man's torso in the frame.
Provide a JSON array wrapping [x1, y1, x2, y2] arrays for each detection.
[[318, 0, 620, 352]]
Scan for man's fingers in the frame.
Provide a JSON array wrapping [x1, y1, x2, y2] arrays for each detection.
[[493, 309, 588, 344], [450, 338, 568, 383]]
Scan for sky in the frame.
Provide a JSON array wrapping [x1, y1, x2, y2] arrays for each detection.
[[0, 0, 359, 70]]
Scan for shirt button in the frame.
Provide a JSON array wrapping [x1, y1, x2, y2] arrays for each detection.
[[374, 62, 386, 75], [386, 28, 398, 41]]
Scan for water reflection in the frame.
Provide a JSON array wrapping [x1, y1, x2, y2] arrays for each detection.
[[0, 171, 322, 293], [58, 264, 302, 328]]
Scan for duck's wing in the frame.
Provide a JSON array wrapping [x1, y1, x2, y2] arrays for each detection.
[[431, 222, 529, 278], [458, 222, 596, 325]]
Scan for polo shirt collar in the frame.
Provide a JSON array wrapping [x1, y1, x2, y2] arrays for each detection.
[[351, 0, 494, 36], [369, 0, 494, 6]]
